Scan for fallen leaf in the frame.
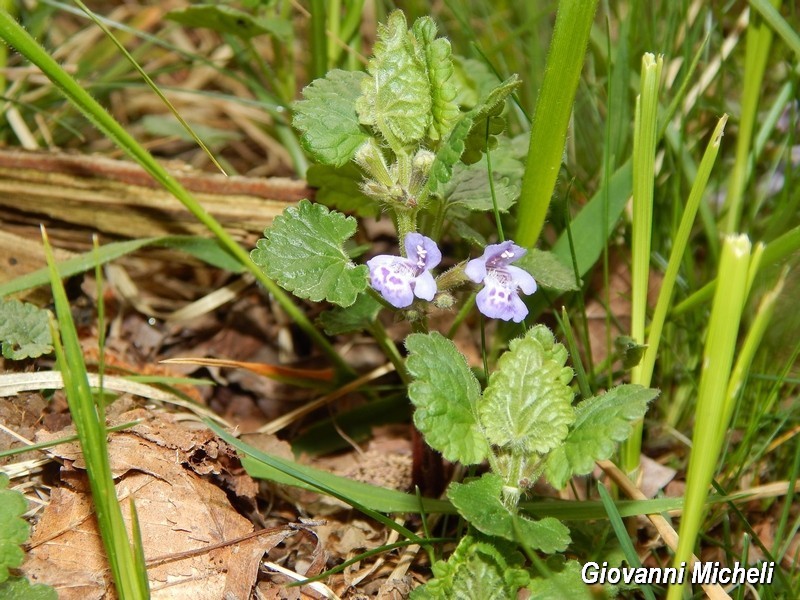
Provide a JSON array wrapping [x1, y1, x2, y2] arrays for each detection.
[[22, 410, 286, 598]]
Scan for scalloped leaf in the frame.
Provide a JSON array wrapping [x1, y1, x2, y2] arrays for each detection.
[[527, 560, 594, 600], [545, 385, 659, 489], [293, 70, 371, 167], [426, 75, 520, 192], [306, 163, 379, 217], [406, 332, 489, 465], [0, 299, 53, 360], [478, 326, 574, 455], [442, 137, 524, 212], [0, 577, 57, 600], [251, 200, 368, 307], [0, 473, 29, 583], [448, 474, 571, 553], [515, 248, 581, 293], [411, 17, 459, 142], [356, 11, 431, 149], [410, 535, 530, 600], [317, 293, 382, 335]]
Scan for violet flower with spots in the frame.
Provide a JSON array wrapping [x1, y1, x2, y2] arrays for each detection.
[[465, 240, 537, 323], [367, 233, 441, 308]]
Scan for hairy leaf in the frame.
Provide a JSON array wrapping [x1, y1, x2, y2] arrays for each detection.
[[410, 535, 530, 600], [545, 385, 658, 489], [317, 293, 382, 335], [293, 70, 371, 167], [356, 11, 431, 149], [527, 560, 594, 600], [427, 75, 520, 192], [479, 326, 574, 454], [448, 474, 571, 552], [406, 333, 489, 465], [0, 473, 29, 583], [515, 249, 581, 293], [0, 577, 57, 600], [442, 137, 524, 212], [0, 299, 52, 360], [166, 5, 291, 40], [251, 200, 368, 306], [306, 163, 379, 217], [412, 17, 459, 142]]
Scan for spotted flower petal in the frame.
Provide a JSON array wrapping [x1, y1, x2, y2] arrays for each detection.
[[367, 233, 441, 308], [465, 240, 537, 323]]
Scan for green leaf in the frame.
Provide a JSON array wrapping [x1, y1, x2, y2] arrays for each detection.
[[545, 385, 659, 489], [317, 293, 382, 335], [411, 17, 459, 142], [0, 299, 52, 360], [614, 336, 647, 370], [527, 560, 594, 600], [410, 535, 530, 600], [0, 577, 57, 600], [515, 249, 581, 293], [479, 326, 575, 454], [442, 138, 524, 213], [451, 56, 502, 109], [406, 332, 489, 465], [294, 70, 371, 167], [427, 75, 520, 192], [356, 11, 431, 148], [0, 473, 30, 583], [165, 4, 291, 40], [306, 163, 379, 217], [448, 474, 571, 553], [251, 200, 368, 307]]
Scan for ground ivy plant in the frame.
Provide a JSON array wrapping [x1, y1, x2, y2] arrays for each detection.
[[251, 10, 658, 597]]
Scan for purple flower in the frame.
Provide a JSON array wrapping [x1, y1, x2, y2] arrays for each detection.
[[367, 233, 441, 308], [465, 241, 537, 323]]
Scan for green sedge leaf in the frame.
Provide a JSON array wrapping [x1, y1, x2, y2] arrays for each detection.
[[166, 5, 291, 40], [479, 326, 574, 455], [411, 17, 459, 142], [293, 70, 371, 167], [0, 473, 29, 583], [410, 535, 530, 600], [406, 332, 489, 465], [515, 249, 581, 293], [0, 299, 53, 360], [356, 11, 431, 149], [448, 474, 571, 553], [545, 385, 659, 489], [251, 200, 368, 307], [317, 293, 382, 335], [306, 163, 379, 217]]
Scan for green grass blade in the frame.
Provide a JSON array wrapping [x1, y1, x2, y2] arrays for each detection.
[[723, 0, 782, 233], [639, 116, 728, 387], [597, 482, 657, 600], [207, 420, 428, 540], [43, 228, 148, 598], [750, 0, 800, 58], [0, 236, 243, 298], [515, 0, 599, 247], [0, 11, 349, 375], [622, 53, 663, 475], [73, 0, 227, 175], [667, 235, 754, 600]]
